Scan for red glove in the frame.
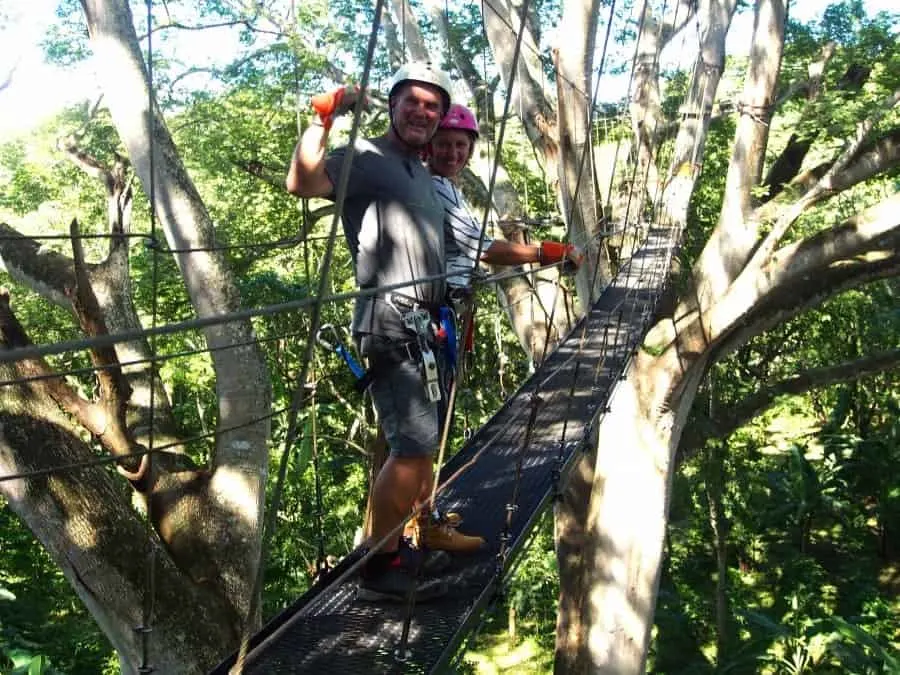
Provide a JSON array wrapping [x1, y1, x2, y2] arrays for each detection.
[[310, 85, 365, 131], [540, 240, 584, 269]]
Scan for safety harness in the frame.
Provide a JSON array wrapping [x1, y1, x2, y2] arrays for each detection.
[[318, 292, 458, 401]]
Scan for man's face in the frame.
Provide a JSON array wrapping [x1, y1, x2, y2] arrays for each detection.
[[391, 83, 444, 147], [428, 129, 473, 178]]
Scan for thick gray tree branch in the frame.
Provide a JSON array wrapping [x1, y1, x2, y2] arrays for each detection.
[[0, 289, 105, 433], [681, 349, 900, 456], [695, 0, 785, 308], [423, 0, 483, 103], [705, 192, 900, 355], [79, 0, 271, 475], [387, 0, 429, 62], [0, 224, 76, 309], [749, 86, 900, 270], [481, 0, 558, 172], [761, 42, 836, 200], [650, 191, 900, 359], [727, 349, 900, 436]]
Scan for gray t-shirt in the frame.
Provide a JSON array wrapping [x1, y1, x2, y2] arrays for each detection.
[[325, 137, 446, 340]]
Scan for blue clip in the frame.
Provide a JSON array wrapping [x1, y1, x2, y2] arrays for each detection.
[[440, 306, 457, 370], [316, 324, 365, 379]]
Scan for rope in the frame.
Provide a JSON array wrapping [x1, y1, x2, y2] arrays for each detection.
[[307, 381, 331, 581], [427, 0, 532, 513], [0, 2, 692, 669], [137, 0, 159, 670]]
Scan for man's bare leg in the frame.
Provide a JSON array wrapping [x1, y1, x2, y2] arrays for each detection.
[[368, 454, 433, 552]]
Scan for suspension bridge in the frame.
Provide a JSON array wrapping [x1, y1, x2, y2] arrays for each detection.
[[210, 226, 675, 673]]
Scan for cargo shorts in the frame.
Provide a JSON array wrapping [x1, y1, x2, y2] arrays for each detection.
[[361, 335, 447, 458]]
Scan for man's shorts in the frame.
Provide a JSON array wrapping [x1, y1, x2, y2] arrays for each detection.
[[363, 337, 442, 458]]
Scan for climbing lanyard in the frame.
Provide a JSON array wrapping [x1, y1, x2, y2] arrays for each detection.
[[316, 324, 365, 379]]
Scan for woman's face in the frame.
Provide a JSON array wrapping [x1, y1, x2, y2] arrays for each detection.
[[428, 128, 474, 179]]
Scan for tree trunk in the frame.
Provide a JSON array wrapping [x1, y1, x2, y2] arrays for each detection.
[[555, 0, 610, 306], [0, 1, 275, 668], [579, 347, 706, 673], [79, 0, 272, 627], [554, 444, 596, 674], [0, 378, 234, 674]]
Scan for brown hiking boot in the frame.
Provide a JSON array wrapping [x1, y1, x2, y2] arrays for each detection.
[[415, 512, 485, 553], [403, 509, 463, 539]]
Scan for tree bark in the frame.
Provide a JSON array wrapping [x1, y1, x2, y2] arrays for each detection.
[[555, 0, 609, 305], [78, 0, 272, 633], [0, 1, 274, 668], [580, 346, 707, 673], [0, 376, 234, 674]]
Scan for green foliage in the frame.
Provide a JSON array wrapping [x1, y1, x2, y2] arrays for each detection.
[[0, 504, 114, 675], [2, 1, 898, 672], [460, 511, 559, 674]]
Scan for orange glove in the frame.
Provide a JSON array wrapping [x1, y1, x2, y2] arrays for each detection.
[[310, 85, 366, 131], [540, 240, 584, 269]]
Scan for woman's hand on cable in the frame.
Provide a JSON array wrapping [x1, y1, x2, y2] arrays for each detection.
[[310, 85, 369, 130], [539, 240, 585, 272]]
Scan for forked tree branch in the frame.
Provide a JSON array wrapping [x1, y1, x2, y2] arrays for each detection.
[[0, 288, 105, 433], [680, 349, 900, 456], [68, 218, 146, 480], [749, 87, 900, 268]]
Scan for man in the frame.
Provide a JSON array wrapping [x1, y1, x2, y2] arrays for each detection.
[[286, 63, 453, 602]]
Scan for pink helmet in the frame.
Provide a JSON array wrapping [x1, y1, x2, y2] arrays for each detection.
[[439, 103, 479, 139]]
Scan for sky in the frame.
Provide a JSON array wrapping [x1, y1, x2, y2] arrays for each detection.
[[0, 0, 897, 139]]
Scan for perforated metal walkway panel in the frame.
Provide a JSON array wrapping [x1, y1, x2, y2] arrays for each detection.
[[211, 230, 673, 674]]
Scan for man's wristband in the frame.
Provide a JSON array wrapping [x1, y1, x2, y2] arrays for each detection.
[[310, 116, 332, 131]]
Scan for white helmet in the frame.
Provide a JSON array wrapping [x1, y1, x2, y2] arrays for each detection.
[[388, 62, 452, 114]]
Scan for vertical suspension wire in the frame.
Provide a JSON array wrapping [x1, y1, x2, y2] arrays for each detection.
[[308, 381, 330, 580], [428, 0, 533, 513], [139, 0, 159, 672], [631, 0, 705, 316], [624, 0, 672, 297], [301, 212, 329, 581], [528, 0, 621, 373], [614, 0, 653, 273], [641, 0, 691, 302], [555, 0, 619, 317], [232, 3, 388, 672], [479, 0, 494, 215]]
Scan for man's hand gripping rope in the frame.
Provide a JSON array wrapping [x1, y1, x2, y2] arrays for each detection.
[[539, 240, 585, 273], [310, 85, 368, 131]]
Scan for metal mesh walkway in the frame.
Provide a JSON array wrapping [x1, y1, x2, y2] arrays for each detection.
[[211, 229, 673, 674]]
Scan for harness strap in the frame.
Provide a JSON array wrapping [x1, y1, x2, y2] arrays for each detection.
[[354, 341, 421, 393]]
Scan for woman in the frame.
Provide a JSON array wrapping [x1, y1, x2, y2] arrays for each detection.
[[427, 103, 579, 293], [411, 105, 579, 553]]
